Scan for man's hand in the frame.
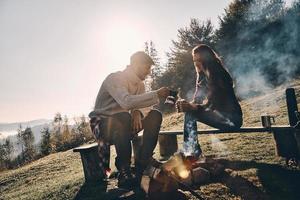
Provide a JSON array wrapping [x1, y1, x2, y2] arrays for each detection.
[[157, 87, 170, 99], [131, 110, 143, 133], [176, 100, 198, 112]]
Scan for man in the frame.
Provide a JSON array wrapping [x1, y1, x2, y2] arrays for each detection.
[[89, 51, 170, 189]]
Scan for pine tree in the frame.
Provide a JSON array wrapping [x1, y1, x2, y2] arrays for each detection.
[[80, 115, 93, 142], [21, 127, 36, 162], [61, 115, 71, 149], [144, 40, 162, 90], [17, 124, 24, 155], [52, 112, 63, 151], [40, 127, 51, 156], [156, 19, 215, 99], [0, 144, 4, 170], [3, 139, 13, 169], [215, 0, 297, 90], [0, 140, 12, 170], [71, 115, 93, 147]]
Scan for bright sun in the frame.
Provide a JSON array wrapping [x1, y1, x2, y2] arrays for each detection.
[[102, 20, 144, 67]]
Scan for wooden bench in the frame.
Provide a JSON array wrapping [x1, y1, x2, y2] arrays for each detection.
[[73, 126, 296, 182], [158, 125, 295, 158], [73, 143, 105, 183], [159, 88, 299, 160], [74, 88, 299, 183], [160, 126, 293, 135]]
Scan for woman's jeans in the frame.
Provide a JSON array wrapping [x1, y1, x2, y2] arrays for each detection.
[[183, 109, 242, 157]]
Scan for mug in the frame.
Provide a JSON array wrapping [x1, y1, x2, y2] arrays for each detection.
[[261, 115, 275, 128], [165, 96, 176, 105], [164, 90, 178, 105]]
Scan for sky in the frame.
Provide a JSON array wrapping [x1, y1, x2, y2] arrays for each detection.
[[0, 0, 293, 123]]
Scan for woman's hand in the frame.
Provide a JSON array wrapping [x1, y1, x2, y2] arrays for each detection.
[[176, 100, 198, 112]]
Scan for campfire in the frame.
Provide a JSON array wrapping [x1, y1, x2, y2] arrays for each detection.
[[140, 152, 224, 199]]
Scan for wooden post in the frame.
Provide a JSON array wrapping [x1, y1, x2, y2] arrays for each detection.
[[273, 129, 299, 158], [286, 88, 299, 126], [272, 88, 300, 162], [73, 143, 109, 183], [158, 134, 178, 160], [286, 88, 300, 158]]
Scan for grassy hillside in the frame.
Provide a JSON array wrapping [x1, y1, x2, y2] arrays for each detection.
[[1, 79, 300, 200]]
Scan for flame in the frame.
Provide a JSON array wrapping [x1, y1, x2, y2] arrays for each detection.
[[163, 152, 183, 171], [178, 168, 190, 179], [175, 164, 190, 179], [162, 152, 191, 179]]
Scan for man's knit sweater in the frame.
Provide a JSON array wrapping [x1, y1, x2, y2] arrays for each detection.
[[89, 67, 159, 118]]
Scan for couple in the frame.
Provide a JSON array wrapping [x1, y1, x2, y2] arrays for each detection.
[[88, 44, 243, 189]]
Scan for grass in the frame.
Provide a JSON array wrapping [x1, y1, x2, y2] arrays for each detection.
[[1, 79, 300, 200], [0, 151, 83, 200]]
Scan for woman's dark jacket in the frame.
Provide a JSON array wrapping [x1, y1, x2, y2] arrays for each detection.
[[193, 71, 242, 116]]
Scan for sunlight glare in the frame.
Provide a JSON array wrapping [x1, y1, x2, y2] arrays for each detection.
[[102, 20, 144, 68]]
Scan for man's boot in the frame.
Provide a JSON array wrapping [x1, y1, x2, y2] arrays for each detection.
[[118, 167, 138, 189]]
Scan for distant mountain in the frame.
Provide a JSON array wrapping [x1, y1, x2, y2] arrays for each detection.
[[0, 119, 52, 130], [0, 119, 52, 138]]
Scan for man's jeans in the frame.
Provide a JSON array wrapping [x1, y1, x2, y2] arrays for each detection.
[[100, 110, 162, 170], [183, 109, 242, 157]]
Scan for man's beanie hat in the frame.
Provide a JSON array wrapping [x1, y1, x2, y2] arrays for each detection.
[[130, 51, 155, 65]]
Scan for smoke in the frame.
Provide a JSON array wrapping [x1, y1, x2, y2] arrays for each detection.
[[182, 115, 201, 156], [210, 135, 231, 157], [185, 88, 196, 101], [234, 68, 273, 98], [183, 134, 198, 156], [224, 0, 300, 98]]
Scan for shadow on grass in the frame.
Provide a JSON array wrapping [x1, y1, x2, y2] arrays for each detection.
[[73, 180, 188, 200], [73, 181, 108, 200], [215, 159, 300, 200], [73, 181, 145, 200], [73, 160, 300, 200]]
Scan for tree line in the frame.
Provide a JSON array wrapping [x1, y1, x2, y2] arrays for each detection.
[[0, 113, 93, 171], [145, 0, 300, 100]]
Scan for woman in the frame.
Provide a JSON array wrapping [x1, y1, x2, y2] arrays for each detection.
[[176, 44, 243, 158]]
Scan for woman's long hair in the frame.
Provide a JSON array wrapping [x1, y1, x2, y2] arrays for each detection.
[[192, 44, 233, 87]]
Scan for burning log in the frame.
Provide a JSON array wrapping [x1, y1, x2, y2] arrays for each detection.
[[141, 162, 205, 200], [162, 152, 211, 186], [140, 152, 223, 199], [164, 171, 204, 200], [140, 159, 179, 198]]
